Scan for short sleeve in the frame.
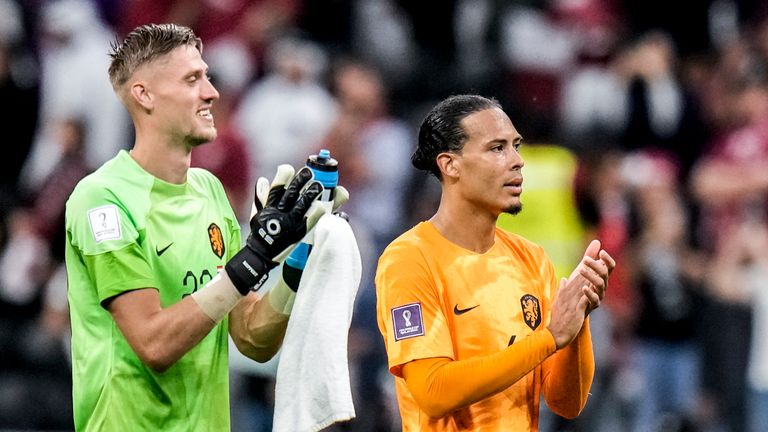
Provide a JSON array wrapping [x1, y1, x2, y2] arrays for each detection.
[[375, 243, 454, 378], [66, 180, 156, 303], [66, 181, 145, 255], [83, 245, 156, 304]]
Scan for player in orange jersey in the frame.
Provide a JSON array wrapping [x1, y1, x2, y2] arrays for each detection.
[[376, 94, 615, 431]]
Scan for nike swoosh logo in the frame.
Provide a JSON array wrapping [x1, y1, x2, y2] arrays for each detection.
[[453, 304, 479, 315], [156, 242, 174, 256]]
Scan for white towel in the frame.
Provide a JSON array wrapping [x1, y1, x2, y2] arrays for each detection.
[[273, 214, 362, 431]]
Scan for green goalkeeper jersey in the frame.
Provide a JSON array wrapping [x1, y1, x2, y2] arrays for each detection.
[[64, 150, 242, 431]]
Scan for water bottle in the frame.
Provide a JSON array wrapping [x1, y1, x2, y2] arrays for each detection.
[[283, 149, 338, 285]]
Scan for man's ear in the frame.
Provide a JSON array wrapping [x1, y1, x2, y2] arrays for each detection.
[[436, 152, 460, 180], [130, 82, 153, 112]]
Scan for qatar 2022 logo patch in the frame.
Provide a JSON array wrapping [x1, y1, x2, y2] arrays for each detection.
[[392, 303, 424, 341], [208, 223, 225, 259], [520, 294, 541, 330]]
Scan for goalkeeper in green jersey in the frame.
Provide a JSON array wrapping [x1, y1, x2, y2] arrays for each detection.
[[64, 23, 347, 431]]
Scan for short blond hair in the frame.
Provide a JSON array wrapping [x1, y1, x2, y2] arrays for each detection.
[[108, 23, 202, 92]]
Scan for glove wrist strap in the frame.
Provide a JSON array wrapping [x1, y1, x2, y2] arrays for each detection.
[[225, 247, 277, 295]]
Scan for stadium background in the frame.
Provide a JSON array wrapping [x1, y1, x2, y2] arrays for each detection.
[[0, 0, 767, 431]]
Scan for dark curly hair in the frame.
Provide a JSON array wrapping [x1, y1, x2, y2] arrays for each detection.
[[412, 94, 501, 178]]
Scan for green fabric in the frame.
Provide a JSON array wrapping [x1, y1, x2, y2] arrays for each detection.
[[65, 150, 242, 431]]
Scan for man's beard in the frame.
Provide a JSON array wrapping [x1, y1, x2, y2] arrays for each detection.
[[186, 128, 217, 148], [503, 203, 522, 216]]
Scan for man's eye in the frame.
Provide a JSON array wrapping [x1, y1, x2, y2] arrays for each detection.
[[491, 145, 503, 152]]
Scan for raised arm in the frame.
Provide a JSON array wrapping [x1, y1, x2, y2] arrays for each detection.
[[401, 330, 557, 418], [401, 271, 605, 419], [107, 166, 324, 371], [228, 166, 350, 361], [228, 269, 295, 362], [542, 240, 614, 417]]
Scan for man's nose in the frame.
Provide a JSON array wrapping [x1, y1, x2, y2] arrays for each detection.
[[203, 79, 220, 101], [509, 147, 524, 170]]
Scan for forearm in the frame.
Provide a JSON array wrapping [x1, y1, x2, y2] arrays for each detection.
[[108, 289, 219, 372], [541, 317, 594, 418], [402, 330, 556, 418], [229, 280, 292, 362]]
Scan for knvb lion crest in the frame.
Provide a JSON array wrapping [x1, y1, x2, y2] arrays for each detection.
[[520, 294, 541, 330], [208, 223, 225, 259]]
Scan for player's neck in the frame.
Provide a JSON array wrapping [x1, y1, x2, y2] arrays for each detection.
[[130, 138, 191, 185], [430, 195, 497, 254]]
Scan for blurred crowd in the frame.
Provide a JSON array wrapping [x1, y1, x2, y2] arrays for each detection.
[[1, 0, 768, 431]]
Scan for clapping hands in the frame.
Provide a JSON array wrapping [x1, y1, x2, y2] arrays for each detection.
[[547, 240, 615, 349]]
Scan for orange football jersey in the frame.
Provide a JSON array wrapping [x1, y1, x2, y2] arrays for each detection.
[[376, 221, 587, 431]]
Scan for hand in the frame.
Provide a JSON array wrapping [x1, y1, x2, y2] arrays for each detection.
[[225, 165, 323, 294], [567, 240, 615, 314], [281, 182, 351, 292], [250, 165, 325, 262], [547, 278, 593, 349], [253, 170, 350, 235]]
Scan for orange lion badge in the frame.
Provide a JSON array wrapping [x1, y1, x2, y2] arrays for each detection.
[[520, 294, 541, 330], [208, 223, 225, 259]]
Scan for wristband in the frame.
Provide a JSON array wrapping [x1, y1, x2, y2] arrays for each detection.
[[225, 246, 277, 294], [268, 273, 297, 315], [191, 272, 244, 322]]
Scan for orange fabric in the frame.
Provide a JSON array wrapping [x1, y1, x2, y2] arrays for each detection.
[[375, 221, 595, 431], [542, 318, 594, 418], [401, 329, 556, 418]]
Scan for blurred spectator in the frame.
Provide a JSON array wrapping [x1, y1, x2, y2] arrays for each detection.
[[503, 0, 624, 141], [623, 151, 706, 432], [0, 208, 51, 310], [0, 0, 39, 242], [350, 0, 416, 104], [29, 118, 91, 259], [117, 0, 298, 41], [0, 116, 89, 430], [0, 116, 89, 314], [0, 45, 38, 224], [22, 0, 129, 190], [567, 145, 640, 432], [351, 0, 504, 119], [319, 58, 412, 431], [322, 60, 412, 252], [561, 31, 708, 179], [707, 216, 768, 432], [298, 0, 354, 56], [234, 36, 336, 180], [117, 0, 300, 81], [740, 221, 768, 432], [691, 75, 768, 432], [574, 146, 635, 326], [622, 0, 715, 59]]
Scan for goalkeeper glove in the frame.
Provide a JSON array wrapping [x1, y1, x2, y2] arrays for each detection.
[[225, 165, 323, 294]]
